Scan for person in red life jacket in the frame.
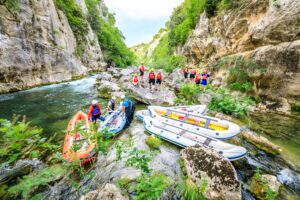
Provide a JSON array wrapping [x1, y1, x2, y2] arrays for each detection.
[[156, 71, 163, 91], [132, 73, 139, 87], [138, 63, 145, 80], [183, 66, 189, 81], [148, 68, 156, 92], [88, 100, 104, 123], [189, 68, 197, 82], [195, 72, 201, 86], [200, 69, 210, 92]]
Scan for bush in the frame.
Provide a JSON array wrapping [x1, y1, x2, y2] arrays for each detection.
[[146, 135, 162, 150], [4, 0, 20, 12], [0, 116, 59, 164], [177, 178, 207, 200], [208, 89, 255, 117], [230, 82, 253, 92], [54, 0, 89, 57], [174, 83, 200, 105], [204, 0, 222, 17], [130, 172, 172, 200], [8, 165, 65, 199], [125, 148, 158, 173]]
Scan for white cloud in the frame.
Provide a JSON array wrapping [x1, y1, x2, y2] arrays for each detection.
[[104, 0, 183, 20]]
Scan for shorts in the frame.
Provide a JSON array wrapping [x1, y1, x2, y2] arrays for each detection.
[[140, 70, 144, 76], [201, 80, 208, 86], [156, 79, 162, 84], [190, 74, 195, 79], [184, 73, 188, 79], [195, 81, 200, 85], [149, 79, 155, 85]]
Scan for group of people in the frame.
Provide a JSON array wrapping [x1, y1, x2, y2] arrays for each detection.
[[132, 63, 163, 92], [87, 95, 135, 127], [183, 67, 210, 92]]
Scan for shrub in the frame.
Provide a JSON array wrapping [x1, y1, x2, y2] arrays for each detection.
[[204, 0, 222, 17], [230, 82, 253, 92], [125, 148, 158, 173], [146, 135, 162, 150], [208, 89, 255, 117], [130, 172, 172, 200], [177, 178, 207, 200], [8, 165, 65, 199], [0, 116, 59, 164], [174, 83, 200, 105], [4, 0, 20, 12]]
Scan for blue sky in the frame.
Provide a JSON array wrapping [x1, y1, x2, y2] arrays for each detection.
[[104, 0, 183, 47]]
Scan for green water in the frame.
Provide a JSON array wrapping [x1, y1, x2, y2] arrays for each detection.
[[0, 76, 107, 142], [246, 112, 300, 167]]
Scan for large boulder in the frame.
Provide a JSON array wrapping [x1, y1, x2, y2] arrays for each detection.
[[97, 80, 120, 98], [80, 184, 128, 200], [164, 69, 184, 91], [123, 82, 176, 106], [180, 146, 241, 200], [250, 174, 281, 200]]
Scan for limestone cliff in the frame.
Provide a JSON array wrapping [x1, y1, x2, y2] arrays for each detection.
[[182, 0, 300, 105], [0, 0, 106, 93]]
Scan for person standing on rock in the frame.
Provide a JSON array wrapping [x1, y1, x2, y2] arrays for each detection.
[[107, 97, 116, 115], [183, 66, 189, 82], [200, 69, 210, 92], [139, 63, 145, 81], [121, 95, 135, 127], [88, 100, 104, 123], [156, 71, 163, 91], [148, 68, 156, 92], [132, 73, 140, 87], [195, 72, 201, 86], [190, 68, 196, 82]]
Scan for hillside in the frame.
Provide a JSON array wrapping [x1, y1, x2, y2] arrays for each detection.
[[142, 0, 300, 109], [0, 0, 134, 93]]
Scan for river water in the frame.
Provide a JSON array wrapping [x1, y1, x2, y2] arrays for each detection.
[[0, 76, 107, 142]]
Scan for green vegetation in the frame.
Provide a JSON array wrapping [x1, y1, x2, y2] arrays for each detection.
[[54, 0, 89, 57], [174, 83, 200, 105], [126, 148, 158, 173], [291, 103, 300, 115], [0, 116, 59, 164], [130, 172, 172, 200], [177, 178, 207, 200], [8, 165, 65, 199], [250, 168, 278, 200], [85, 0, 135, 67], [208, 88, 255, 117], [3, 0, 20, 12], [118, 177, 133, 189], [146, 135, 162, 150]]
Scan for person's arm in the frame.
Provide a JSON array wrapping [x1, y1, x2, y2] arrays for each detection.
[[107, 102, 112, 111]]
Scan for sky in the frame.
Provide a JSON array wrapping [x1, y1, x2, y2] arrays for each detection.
[[104, 0, 183, 47]]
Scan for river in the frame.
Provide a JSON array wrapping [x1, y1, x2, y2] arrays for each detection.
[[0, 75, 107, 143]]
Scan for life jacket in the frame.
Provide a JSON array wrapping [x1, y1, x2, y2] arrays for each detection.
[[133, 76, 139, 84], [191, 70, 196, 75], [139, 65, 145, 72], [157, 72, 162, 80], [202, 73, 209, 80], [88, 104, 101, 119], [149, 72, 155, 80], [195, 75, 201, 82], [109, 100, 115, 111]]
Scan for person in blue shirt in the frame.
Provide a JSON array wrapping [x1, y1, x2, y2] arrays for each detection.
[[200, 69, 210, 92], [121, 95, 135, 127]]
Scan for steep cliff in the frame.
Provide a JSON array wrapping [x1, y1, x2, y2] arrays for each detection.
[[146, 0, 300, 107], [0, 0, 133, 93]]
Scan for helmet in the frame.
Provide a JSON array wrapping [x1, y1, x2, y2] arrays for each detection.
[[121, 95, 125, 99], [112, 96, 116, 100], [92, 100, 98, 105]]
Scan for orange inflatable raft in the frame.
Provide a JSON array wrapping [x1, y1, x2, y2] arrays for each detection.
[[62, 111, 97, 165]]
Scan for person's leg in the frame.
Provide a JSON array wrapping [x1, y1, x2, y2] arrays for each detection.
[[125, 109, 131, 126], [130, 104, 135, 122]]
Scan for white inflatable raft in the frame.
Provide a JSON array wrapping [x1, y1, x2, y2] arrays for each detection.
[[148, 106, 241, 140], [98, 106, 126, 135], [136, 105, 207, 121], [143, 116, 247, 160]]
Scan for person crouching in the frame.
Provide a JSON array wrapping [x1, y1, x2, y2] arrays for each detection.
[[132, 73, 140, 87], [88, 100, 104, 123]]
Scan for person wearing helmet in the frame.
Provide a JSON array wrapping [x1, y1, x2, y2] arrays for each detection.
[[132, 73, 140, 87], [200, 69, 210, 92], [148, 68, 156, 92], [107, 96, 117, 115], [183, 66, 189, 81], [88, 100, 103, 122], [138, 63, 145, 80], [156, 70, 163, 91], [121, 95, 135, 127]]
